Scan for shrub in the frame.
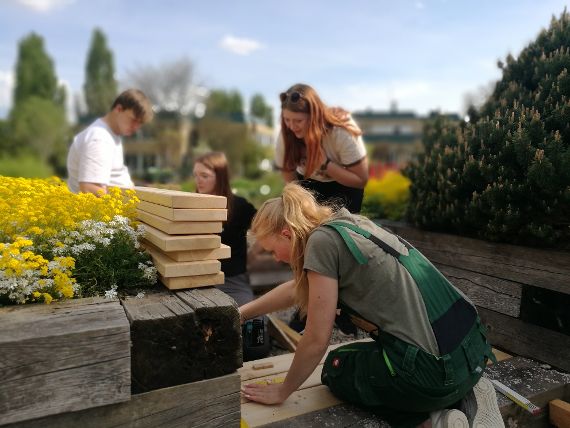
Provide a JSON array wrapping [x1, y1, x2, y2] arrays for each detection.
[[405, 10, 570, 249], [362, 171, 411, 220]]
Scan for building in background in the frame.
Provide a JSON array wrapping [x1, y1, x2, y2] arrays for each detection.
[[353, 103, 460, 177]]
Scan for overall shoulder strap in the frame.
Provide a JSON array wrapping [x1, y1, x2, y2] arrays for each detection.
[[324, 220, 402, 262]]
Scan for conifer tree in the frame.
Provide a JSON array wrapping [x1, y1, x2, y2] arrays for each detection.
[[84, 28, 118, 118], [406, 10, 570, 248], [13, 33, 58, 106]]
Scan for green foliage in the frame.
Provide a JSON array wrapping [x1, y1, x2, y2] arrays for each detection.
[[84, 28, 118, 118], [13, 33, 60, 106], [206, 89, 245, 122], [361, 172, 411, 220], [0, 154, 53, 178], [406, 10, 570, 248], [9, 97, 70, 175], [250, 93, 274, 127]]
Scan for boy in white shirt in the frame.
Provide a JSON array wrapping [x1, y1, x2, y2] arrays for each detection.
[[67, 89, 154, 195]]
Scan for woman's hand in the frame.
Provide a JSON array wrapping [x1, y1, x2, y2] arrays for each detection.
[[241, 381, 290, 405]]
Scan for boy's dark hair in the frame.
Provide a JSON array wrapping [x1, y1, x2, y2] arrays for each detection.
[[111, 89, 154, 123]]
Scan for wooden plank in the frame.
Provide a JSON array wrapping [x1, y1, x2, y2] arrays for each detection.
[[0, 298, 130, 425], [267, 314, 297, 352], [146, 246, 221, 277], [479, 307, 570, 372], [138, 200, 227, 221], [269, 314, 302, 345], [137, 209, 222, 234], [122, 289, 241, 394], [135, 186, 227, 209], [159, 272, 225, 290], [550, 399, 570, 428], [242, 385, 342, 428], [142, 240, 230, 262], [7, 373, 240, 428], [142, 223, 220, 252], [380, 220, 570, 295]]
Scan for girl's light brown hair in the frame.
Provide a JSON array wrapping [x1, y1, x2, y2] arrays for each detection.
[[194, 152, 234, 221], [251, 183, 335, 315], [280, 83, 361, 178]]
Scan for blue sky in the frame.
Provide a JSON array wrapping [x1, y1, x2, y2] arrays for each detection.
[[1, 0, 569, 121]]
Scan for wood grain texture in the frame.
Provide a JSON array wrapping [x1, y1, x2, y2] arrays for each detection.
[[137, 209, 222, 234], [135, 186, 227, 209], [142, 223, 220, 252], [159, 272, 225, 290], [146, 246, 221, 277], [138, 200, 227, 221], [0, 298, 130, 425], [122, 288, 241, 393], [550, 399, 570, 428], [5, 373, 240, 428]]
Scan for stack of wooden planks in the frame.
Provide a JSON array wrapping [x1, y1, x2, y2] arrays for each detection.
[[135, 187, 231, 290]]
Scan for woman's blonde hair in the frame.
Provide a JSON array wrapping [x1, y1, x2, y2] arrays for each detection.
[[251, 183, 335, 315], [280, 83, 361, 178]]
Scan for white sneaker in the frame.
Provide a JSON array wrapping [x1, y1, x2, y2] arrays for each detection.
[[461, 377, 505, 427], [430, 409, 469, 428]]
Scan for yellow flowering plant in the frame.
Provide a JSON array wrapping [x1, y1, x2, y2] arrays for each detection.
[[0, 176, 156, 305], [361, 171, 411, 220]]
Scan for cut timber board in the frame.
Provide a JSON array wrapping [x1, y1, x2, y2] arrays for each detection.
[[137, 209, 222, 235], [159, 272, 225, 290], [146, 246, 221, 277], [240, 340, 372, 427], [7, 373, 240, 428], [550, 399, 570, 428], [142, 240, 231, 262], [138, 200, 227, 221], [135, 186, 227, 209], [143, 223, 220, 252]]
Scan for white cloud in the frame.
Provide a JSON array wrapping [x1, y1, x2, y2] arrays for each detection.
[[0, 71, 14, 115], [219, 35, 264, 56], [321, 79, 477, 116], [13, 0, 74, 13]]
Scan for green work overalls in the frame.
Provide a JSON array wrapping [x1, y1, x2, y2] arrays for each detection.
[[319, 221, 496, 428]]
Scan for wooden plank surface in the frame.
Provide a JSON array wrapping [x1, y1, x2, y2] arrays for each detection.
[[479, 307, 570, 372], [6, 373, 240, 428], [550, 399, 570, 428], [142, 223, 220, 252], [122, 289, 241, 394], [0, 298, 130, 425], [138, 200, 227, 221], [159, 272, 225, 290], [142, 241, 231, 262], [137, 209, 222, 234], [380, 220, 570, 295], [146, 246, 221, 277], [240, 340, 372, 427], [135, 186, 227, 209]]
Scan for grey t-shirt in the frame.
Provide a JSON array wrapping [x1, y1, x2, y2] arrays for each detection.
[[304, 209, 440, 355]]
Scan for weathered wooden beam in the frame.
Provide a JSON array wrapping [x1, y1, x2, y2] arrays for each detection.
[[379, 220, 570, 295], [5, 373, 240, 428], [479, 307, 570, 372], [0, 298, 130, 426], [121, 288, 241, 393]]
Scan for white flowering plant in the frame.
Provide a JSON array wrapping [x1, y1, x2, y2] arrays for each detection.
[[48, 216, 157, 299]]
